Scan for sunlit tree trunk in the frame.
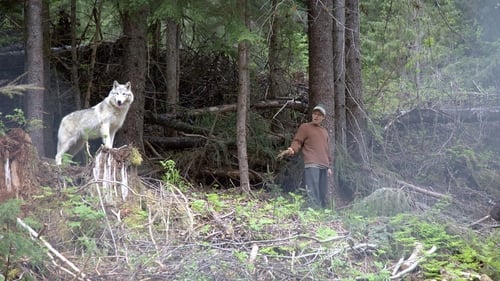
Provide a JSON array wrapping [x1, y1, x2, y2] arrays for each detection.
[[24, 0, 45, 156], [308, 0, 336, 205], [237, 0, 250, 192], [118, 5, 148, 152]]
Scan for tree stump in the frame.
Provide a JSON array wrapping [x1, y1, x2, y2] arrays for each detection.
[[91, 145, 140, 205], [0, 128, 39, 200]]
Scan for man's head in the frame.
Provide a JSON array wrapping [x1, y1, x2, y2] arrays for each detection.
[[311, 104, 326, 124]]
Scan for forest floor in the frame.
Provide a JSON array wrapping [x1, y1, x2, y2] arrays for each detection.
[[1, 129, 499, 281]]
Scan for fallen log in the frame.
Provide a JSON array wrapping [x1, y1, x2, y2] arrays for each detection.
[[396, 179, 450, 200], [145, 100, 308, 122], [144, 111, 210, 135], [490, 202, 500, 221], [187, 99, 308, 116], [144, 136, 206, 149]]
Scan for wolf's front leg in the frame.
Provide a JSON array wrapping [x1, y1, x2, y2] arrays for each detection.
[[100, 123, 113, 148]]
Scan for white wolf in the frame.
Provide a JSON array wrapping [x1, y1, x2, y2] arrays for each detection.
[[55, 81, 134, 165]]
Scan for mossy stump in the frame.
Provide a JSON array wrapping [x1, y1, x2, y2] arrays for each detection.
[[91, 145, 141, 205]]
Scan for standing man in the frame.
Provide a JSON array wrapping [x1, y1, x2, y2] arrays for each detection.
[[278, 104, 332, 208]]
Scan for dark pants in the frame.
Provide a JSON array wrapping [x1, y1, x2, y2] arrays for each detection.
[[304, 167, 328, 208]]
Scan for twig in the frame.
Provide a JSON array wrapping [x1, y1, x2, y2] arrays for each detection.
[[210, 207, 234, 237], [248, 243, 259, 273], [392, 255, 405, 276], [390, 242, 437, 280], [468, 215, 491, 228], [148, 207, 160, 254]]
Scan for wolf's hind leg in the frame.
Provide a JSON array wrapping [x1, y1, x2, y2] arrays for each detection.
[[55, 135, 82, 165], [56, 140, 72, 165]]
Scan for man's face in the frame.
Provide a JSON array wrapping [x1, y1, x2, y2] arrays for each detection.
[[311, 110, 325, 124]]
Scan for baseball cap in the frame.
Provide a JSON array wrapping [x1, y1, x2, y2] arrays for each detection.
[[312, 104, 326, 116]]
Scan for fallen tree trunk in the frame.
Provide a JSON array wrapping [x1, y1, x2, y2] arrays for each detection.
[[145, 100, 308, 121], [144, 136, 206, 149], [144, 111, 210, 135], [187, 99, 308, 116], [396, 179, 450, 200]]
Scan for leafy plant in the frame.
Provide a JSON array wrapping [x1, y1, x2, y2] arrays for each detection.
[[315, 225, 338, 241], [60, 188, 105, 242], [390, 213, 495, 279], [0, 113, 7, 136], [206, 193, 225, 211], [0, 199, 44, 280], [5, 108, 43, 132], [160, 159, 189, 191]]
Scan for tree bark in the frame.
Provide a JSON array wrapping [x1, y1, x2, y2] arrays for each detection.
[[308, 0, 335, 113], [345, 0, 367, 163], [333, 0, 346, 146], [42, 0, 55, 157], [24, 0, 45, 156], [268, 0, 288, 99], [308, 0, 336, 206], [119, 5, 148, 153], [84, 1, 102, 108], [70, 0, 81, 110], [237, 0, 251, 192], [166, 18, 180, 136]]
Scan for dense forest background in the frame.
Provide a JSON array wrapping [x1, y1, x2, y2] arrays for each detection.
[[0, 0, 499, 280]]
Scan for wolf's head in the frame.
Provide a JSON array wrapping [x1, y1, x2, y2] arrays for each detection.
[[109, 81, 134, 108]]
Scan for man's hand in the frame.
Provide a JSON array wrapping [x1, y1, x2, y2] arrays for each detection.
[[276, 147, 294, 159]]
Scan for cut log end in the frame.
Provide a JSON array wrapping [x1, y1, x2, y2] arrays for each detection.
[[490, 202, 500, 221]]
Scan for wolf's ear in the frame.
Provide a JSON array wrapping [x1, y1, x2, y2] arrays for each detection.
[[125, 81, 131, 90], [113, 80, 119, 88]]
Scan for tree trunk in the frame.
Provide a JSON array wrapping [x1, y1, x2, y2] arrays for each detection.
[[42, 0, 55, 157], [345, 0, 367, 164], [237, 0, 251, 193], [70, 0, 81, 110], [307, 0, 335, 118], [268, 0, 288, 100], [84, 1, 102, 108], [165, 18, 180, 137], [333, 0, 346, 146], [308, 0, 336, 206], [119, 5, 148, 153], [24, 0, 45, 157]]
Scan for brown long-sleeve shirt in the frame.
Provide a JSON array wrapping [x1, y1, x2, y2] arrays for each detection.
[[289, 122, 331, 168]]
